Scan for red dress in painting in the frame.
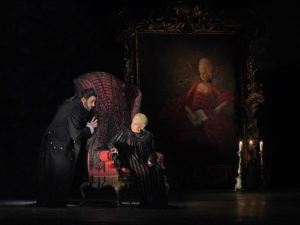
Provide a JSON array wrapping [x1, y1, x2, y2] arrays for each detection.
[[160, 82, 234, 151]]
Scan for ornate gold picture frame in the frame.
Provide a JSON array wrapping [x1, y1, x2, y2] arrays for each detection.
[[119, 3, 264, 189]]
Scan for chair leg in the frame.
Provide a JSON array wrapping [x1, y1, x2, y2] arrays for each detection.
[[115, 187, 121, 207], [128, 187, 132, 207], [79, 181, 89, 205]]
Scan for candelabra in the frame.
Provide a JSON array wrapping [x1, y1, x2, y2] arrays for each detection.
[[259, 150, 264, 168], [234, 147, 243, 191], [258, 147, 267, 189]]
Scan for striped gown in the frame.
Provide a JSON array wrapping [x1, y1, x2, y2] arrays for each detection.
[[108, 127, 167, 207]]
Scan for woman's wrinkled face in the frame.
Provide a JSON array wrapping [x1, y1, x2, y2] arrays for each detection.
[[131, 117, 144, 133], [198, 57, 213, 81]]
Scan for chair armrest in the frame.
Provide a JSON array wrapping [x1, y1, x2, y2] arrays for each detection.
[[156, 152, 166, 170], [99, 150, 113, 162]]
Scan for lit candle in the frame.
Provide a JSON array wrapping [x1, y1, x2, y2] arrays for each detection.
[[260, 141, 263, 152], [239, 141, 243, 152], [249, 140, 253, 149]]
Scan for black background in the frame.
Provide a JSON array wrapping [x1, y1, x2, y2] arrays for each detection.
[[0, 0, 299, 197]]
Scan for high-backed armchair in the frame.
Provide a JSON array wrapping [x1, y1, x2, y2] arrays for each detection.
[[73, 72, 141, 205]]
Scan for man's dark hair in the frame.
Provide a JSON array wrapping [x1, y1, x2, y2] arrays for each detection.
[[80, 88, 97, 99]]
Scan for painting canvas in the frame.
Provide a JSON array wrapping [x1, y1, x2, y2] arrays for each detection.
[[136, 33, 242, 188]]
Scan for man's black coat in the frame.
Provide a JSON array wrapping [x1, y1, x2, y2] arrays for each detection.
[[37, 96, 93, 206]]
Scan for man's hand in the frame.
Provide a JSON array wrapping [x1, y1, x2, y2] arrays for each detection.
[[88, 116, 98, 128]]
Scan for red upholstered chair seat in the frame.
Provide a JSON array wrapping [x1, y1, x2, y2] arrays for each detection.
[[88, 150, 118, 177], [87, 150, 130, 192]]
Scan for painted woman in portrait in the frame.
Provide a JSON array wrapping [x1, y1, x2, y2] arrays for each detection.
[[160, 56, 235, 152]]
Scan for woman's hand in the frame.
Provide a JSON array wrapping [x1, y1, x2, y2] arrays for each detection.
[[214, 105, 222, 115], [121, 168, 130, 174], [147, 160, 153, 167], [214, 101, 228, 115], [110, 147, 118, 154]]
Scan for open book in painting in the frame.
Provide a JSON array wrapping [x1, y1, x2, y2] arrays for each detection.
[[184, 106, 208, 126]]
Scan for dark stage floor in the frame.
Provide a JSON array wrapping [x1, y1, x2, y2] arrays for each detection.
[[1, 189, 300, 225]]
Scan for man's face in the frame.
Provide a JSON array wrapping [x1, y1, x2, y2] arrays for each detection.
[[81, 96, 96, 111]]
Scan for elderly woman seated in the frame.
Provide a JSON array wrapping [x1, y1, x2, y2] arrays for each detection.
[[108, 113, 168, 208]]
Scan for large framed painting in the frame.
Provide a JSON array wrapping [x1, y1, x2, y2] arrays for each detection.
[[120, 3, 264, 189], [139, 33, 240, 156]]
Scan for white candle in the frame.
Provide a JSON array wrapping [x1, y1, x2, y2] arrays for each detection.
[[260, 141, 263, 152], [239, 141, 243, 152]]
